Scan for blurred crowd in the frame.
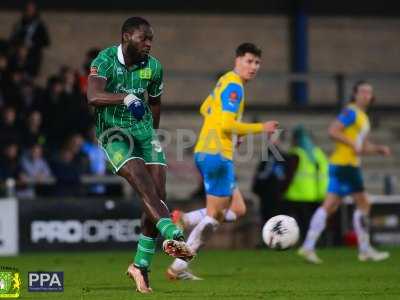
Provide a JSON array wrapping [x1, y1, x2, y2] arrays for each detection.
[[0, 1, 110, 198]]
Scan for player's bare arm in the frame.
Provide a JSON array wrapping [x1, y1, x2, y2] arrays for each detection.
[[148, 95, 161, 129], [87, 76, 127, 106], [362, 137, 391, 156], [328, 119, 358, 151]]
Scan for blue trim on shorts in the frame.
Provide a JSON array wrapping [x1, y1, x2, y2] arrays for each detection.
[[327, 164, 365, 197], [194, 152, 236, 197]]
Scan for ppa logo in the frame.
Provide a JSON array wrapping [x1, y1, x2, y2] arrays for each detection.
[[28, 272, 63, 292]]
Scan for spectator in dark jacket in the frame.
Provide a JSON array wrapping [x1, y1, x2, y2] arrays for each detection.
[[19, 110, 46, 148], [0, 106, 21, 149], [50, 146, 83, 197], [0, 143, 24, 190], [9, 1, 50, 77], [50, 133, 88, 196], [40, 76, 67, 148], [59, 66, 92, 135], [0, 53, 10, 102], [0, 143, 20, 178]]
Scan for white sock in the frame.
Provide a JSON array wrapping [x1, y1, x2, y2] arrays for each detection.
[[170, 258, 189, 272], [224, 209, 237, 222], [353, 209, 371, 253], [183, 208, 237, 228], [182, 208, 207, 228], [303, 207, 327, 251], [187, 215, 219, 252], [171, 215, 219, 272]]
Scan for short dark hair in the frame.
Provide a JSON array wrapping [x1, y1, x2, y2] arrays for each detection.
[[350, 80, 375, 103], [236, 43, 262, 58], [121, 17, 150, 34]]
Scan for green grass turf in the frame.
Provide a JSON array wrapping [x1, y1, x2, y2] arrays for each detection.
[[1, 247, 399, 300]]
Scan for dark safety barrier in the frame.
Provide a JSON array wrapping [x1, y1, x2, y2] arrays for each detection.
[[18, 198, 142, 252]]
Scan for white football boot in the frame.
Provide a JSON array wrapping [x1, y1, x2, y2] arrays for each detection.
[[358, 247, 390, 262], [297, 247, 323, 264], [166, 267, 203, 281]]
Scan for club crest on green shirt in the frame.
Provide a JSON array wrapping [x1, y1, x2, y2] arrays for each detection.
[[113, 152, 124, 164], [139, 68, 152, 79]]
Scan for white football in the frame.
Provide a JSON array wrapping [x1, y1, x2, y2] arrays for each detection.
[[262, 215, 300, 250]]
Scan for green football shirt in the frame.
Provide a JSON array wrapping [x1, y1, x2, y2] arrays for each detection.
[[90, 44, 163, 136]]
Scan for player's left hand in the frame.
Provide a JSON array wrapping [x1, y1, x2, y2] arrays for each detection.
[[377, 145, 391, 156], [124, 94, 146, 121]]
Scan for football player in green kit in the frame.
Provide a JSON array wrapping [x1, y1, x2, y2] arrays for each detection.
[[87, 17, 194, 293]]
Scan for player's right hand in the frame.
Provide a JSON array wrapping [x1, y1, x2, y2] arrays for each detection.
[[262, 121, 279, 134], [377, 145, 391, 156], [124, 94, 146, 121]]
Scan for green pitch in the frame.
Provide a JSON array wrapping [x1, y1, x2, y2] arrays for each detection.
[[2, 248, 399, 299]]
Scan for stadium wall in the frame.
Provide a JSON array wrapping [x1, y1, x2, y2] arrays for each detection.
[[1, 13, 399, 105], [1, 13, 400, 76]]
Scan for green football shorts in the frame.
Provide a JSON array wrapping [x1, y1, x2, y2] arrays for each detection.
[[98, 126, 167, 173]]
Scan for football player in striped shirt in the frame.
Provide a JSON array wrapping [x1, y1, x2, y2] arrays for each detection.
[[87, 17, 194, 293]]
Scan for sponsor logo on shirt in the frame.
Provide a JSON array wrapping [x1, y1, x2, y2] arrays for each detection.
[[119, 87, 146, 94], [139, 68, 152, 79], [229, 91, 238, 102]]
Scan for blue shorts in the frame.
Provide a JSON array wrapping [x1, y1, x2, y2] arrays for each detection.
[[194, 152, 236, 197], [327, 164, 365, 197]]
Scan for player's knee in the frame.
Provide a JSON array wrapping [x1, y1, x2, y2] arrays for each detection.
[[234, 204, 247, 218]]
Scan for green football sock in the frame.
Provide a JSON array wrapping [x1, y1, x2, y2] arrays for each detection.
[[156, 218, 184, 240], [134, 234, 156, 270]]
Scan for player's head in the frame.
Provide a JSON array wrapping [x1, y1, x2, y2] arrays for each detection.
[[234, 43, 262, 82], [350, 80, 375, 108], [121, 17, 153, 61]]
